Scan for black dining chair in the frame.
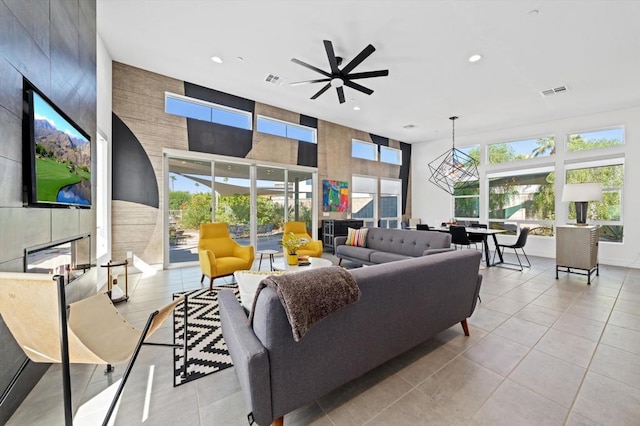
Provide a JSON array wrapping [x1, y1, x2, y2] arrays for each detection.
[[468, 224, 488, 259], [449, 225, 473, 250], [493, 227, 531, 271], [416, 224, 430, 231]]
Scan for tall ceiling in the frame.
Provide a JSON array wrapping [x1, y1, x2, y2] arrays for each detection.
[[97, 0, 640, 144]]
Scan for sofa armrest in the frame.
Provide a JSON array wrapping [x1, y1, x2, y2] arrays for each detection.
[[334, 236, 347, 248], [218, 290, 273, 426], [422, 247, 455, 256]]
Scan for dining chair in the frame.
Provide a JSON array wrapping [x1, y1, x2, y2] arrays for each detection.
[[493, 227, 531, 271], [449, 225, 474, 250], [468, 224, 488, 259]]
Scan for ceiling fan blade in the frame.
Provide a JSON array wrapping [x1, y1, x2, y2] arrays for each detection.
[[290, 78, 330, 87], [341, 44, 376, 75], [291, 58, 332, 78], [323, 40, 340, 74], [343, 79, 374, 95], [337, 86, 345, 104], [346, 70, 389, 80], [310, 83, 332, 100]]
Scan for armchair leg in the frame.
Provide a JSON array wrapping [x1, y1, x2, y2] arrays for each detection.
[[272, 417, 284, 426], [209, 277, 214, 291], [200, 274, 205, 284]]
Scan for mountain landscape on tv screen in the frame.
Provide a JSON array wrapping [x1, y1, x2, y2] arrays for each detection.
[[34, 118, 91, 205]]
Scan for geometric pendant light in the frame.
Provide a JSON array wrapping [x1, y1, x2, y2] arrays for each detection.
[[428, 116, 480, 195]]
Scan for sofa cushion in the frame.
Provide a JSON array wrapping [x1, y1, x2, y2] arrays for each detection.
[[335, 244, 376, 262], [369, 251, 412, 264], [345, 227, 368, 247], [366, 228, 451, 257]]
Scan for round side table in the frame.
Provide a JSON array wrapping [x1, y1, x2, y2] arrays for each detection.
[[256, 249, 279, 271]]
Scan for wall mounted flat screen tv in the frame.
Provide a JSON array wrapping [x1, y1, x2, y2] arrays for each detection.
[[23, 81, 91, 208]]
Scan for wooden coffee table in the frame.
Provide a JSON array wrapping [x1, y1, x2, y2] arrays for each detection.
[[272, 257, 333, 272]]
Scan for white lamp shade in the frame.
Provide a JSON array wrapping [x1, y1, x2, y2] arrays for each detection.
[[561, 183, 603, 202]]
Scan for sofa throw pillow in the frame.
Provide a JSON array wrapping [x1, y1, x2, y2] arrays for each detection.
[[345, 227, 368, 247]]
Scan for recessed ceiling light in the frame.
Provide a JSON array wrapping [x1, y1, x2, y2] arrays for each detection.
[[528, 9, 539, 16], [211, 56, 223, 64], [353, 106, 360, 111], [236, 56, 244, 61], [403, 124, 417, 129], [468, 54, 483, 63]]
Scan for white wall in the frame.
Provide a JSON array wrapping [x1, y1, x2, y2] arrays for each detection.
[[412, 106, 640, 269]]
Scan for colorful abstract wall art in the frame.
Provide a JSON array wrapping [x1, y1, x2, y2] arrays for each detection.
[[323, 180, 349, 212]]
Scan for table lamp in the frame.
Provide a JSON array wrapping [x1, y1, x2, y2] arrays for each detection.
[[561, 183, 602, 225]]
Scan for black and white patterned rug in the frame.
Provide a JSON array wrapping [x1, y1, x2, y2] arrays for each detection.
[[172, 287, 239, 386]]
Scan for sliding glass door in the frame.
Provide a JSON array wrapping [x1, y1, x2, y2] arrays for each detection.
[[168, 158, 213, 264], [165, 150, 317, 267]]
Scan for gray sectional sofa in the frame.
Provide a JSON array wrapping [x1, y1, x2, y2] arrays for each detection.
[[334, 227, 453, 266], [219, 250, 483, 426]]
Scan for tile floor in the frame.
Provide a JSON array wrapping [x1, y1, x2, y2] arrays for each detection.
[[7, 253, 640, 425]]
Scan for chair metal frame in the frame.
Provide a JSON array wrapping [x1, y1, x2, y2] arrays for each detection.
[[0, 274, 189, 426], [492, 227, 531, 271]]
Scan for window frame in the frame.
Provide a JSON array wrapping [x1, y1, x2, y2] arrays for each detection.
[[566, 126, 625, 153], [380, 178, 402, 229], [486, 166, 556, 237], [351, 174, 379, 228], [165, 92, 253, 130], [351, 139, 379, 161], [564, 157, 624, 243], [487, 135, 556, 165], [256, 115, 317, 144], [379, 146, 402, 165]]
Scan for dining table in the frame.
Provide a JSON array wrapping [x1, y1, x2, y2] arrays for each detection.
[[429, 226, 508, 267]]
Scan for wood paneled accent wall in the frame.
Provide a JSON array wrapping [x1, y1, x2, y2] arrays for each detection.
[[112, 62, 411, 264], [0, 1, 97, 421]]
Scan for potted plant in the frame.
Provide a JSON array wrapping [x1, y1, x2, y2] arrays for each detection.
[[281, 232, 309, 265]]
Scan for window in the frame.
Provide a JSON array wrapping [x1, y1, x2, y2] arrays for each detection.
[[256, 116, 316, 143], [380, 146, 402, 165], [453, 145, 480, 220], [352, 139, 378, 161], [380, 178, 402, 229], [567, 127, 624, 152], [454, 180, 480, 219], [566, 160, 624, 242], [165, 93, 252, 130], [488, 167, 555, 236], [488, 136, 555, 164], [351, 175, 378, 227]]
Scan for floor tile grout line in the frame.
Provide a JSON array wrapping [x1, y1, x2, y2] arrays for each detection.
[[560, 267, 628, 426]]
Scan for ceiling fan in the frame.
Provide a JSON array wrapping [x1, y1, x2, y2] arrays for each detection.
[[290, 40, 389, 104]]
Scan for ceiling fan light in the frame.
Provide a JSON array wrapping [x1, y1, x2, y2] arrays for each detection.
[[330, 77, 344, 88]]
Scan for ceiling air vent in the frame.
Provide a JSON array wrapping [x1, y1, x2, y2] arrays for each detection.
[[541, 85, 568, 97], [265, 73, 286, 86]]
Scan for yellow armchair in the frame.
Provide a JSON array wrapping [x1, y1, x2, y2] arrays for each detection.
[[282, 221, 323, 258], [198, 223, 254, 290]]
